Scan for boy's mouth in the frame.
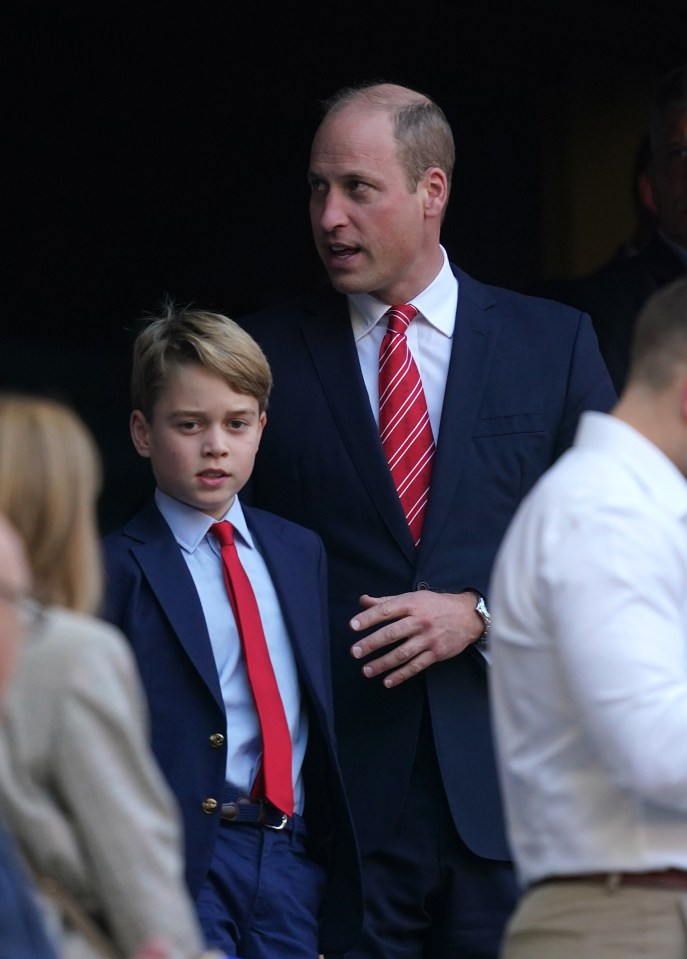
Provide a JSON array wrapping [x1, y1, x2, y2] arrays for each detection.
[[197, 469, 230, 487]]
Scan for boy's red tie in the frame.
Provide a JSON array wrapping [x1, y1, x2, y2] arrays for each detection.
[[210, 520, 294, 817]]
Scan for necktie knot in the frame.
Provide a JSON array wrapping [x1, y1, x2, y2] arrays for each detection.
[[385, 304, 418, 337], [210, 520, 234, 549]]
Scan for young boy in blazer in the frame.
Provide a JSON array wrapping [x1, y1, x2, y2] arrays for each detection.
[[103, 305, 361, 959]]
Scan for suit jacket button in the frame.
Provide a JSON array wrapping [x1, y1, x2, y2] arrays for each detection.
[[209, 733, 225, 748], [201, 798, 218, 814]]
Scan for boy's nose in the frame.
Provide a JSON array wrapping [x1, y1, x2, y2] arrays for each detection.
[[202, 431, 228, 456]]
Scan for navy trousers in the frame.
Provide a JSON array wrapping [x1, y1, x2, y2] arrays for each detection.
[[343, 708, 517, 959], [196, 807, 326, 959]]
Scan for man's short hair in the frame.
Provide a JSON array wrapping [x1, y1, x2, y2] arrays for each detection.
[[131, 302, 272, 417], [628, 277, 687, 389], [322, 81, 455, 195]]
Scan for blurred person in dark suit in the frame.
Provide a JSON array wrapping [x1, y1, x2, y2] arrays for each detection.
[[551, 65, 687, 393]]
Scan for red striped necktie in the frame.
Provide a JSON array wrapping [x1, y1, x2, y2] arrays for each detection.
[[378, 304, 435, 547], [210, 521, 294, 817]]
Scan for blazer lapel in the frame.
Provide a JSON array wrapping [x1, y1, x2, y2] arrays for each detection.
[[244, 509, 328, 713], [419, 269, 501, 562], [124, 501, 224, 710], [299, 289, 416, 563]]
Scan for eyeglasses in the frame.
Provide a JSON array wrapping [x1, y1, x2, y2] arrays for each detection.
[[0, 579, 46, 633]]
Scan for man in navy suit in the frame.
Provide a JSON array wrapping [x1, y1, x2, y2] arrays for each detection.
[[102, 306, 361, 959], [239, 82, 616, 958]]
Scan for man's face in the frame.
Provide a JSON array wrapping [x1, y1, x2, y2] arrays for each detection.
[[651, 107, 687, 249], [130, 363, 265, 519], [308, 104, 445, 305]]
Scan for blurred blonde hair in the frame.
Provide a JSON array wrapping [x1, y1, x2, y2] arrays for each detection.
[[0, 394, 102, 614]]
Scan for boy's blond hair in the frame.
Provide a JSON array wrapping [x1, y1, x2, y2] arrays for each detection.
[[132, 303, 272, 417]]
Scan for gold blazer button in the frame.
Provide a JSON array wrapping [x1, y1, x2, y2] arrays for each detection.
[[201, 798, 218, 814]]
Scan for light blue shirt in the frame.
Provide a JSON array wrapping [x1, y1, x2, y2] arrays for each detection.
[[155, 489, 307, 813]]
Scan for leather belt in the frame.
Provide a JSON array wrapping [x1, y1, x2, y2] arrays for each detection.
[[219, 795, 290, 831], [535, 869, 687, 891]]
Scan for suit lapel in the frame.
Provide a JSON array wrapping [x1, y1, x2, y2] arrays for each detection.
[[419, 270, 501, 562], [124, 501, 224, 710], [299, 290, 416, 562], [244, 508, 327, 711]]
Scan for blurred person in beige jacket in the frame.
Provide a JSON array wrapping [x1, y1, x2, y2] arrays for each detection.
[[0, 393, 227, 959]]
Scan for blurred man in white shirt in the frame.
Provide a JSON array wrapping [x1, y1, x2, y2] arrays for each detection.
[[490, 276, 687, 959]]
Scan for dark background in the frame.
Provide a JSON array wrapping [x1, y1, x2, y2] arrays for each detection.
[[4, 3, 686, 529]]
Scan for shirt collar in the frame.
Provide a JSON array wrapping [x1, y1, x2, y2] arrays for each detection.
[[154, 489, 254, 553], [349, 246, 457, 342]]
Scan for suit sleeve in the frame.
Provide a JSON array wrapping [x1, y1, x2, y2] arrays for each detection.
[[553, 310, 617, 461]]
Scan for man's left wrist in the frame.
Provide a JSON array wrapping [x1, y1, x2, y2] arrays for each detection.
[[461, 588, 491, 645]]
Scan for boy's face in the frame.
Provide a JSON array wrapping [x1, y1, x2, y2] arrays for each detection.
[[130, 363, 266, 519]]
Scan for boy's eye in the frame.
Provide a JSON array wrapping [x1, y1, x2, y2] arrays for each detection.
[[229, 420, 247, 430]]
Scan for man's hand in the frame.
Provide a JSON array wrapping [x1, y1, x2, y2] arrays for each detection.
[[349, 590, 484, 688]]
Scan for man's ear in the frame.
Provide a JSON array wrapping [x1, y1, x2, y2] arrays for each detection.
[[130, 409, 152, 458], [421, 166, 449, 220], [637, 169, 657, 215]]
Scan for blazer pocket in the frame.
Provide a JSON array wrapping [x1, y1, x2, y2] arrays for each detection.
[[472, 412, 546, 438]]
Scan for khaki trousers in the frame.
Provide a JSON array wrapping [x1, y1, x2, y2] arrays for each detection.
[[502, 879, 687, 959]]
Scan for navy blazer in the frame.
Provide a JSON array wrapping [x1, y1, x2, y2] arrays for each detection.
[[239, 266, 617, 860], [102, 499, 361, 954], [0, 824, 57, 959]]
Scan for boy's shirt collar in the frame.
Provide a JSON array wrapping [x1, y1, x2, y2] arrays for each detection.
[[154, 489, 254, 553]]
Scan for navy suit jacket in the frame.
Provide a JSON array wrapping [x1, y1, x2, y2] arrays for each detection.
[[239, 266, 617, 860], [102, 498, 361, 954], [0, 824, 58, 959]]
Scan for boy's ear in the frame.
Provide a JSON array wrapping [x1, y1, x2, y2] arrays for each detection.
[[130, 409, 152, 458]]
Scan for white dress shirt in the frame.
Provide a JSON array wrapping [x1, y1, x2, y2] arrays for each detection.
[[155, 490, 307, 813], [348, 245, 458, 442], [489, 411, 687, 887]]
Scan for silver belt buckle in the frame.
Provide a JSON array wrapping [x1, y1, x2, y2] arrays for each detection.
[[265, 813, 288, 831]]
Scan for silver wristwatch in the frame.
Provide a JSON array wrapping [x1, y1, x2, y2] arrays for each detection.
[[474, 593, 491, 644]]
